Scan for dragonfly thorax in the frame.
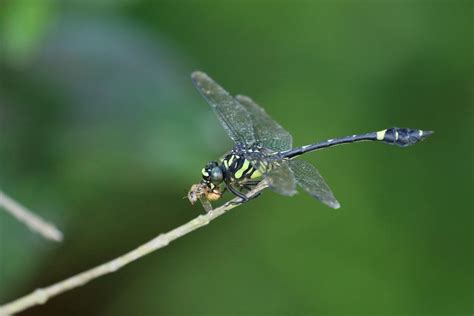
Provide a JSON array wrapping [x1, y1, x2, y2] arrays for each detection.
[[222, 152, 263, 182]]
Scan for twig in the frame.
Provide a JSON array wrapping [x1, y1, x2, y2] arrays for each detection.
[[0, 182, 268, 316], [0, 190, 63, 242]]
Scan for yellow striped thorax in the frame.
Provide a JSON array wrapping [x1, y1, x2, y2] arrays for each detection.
[[222, 153, 264, 182]]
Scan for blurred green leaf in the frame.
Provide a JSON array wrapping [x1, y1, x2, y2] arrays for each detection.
[[1, 0, 54, 66]]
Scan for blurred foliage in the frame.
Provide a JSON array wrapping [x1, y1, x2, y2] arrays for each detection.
[[0, 1, 472, 315], [1, 0, 55, 65]]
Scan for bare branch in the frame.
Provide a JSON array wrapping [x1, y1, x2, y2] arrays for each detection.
[[0, 190, 63, 242], [0, 182, 268, 316]]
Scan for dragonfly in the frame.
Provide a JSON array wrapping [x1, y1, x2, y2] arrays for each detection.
[[187, 71, 433, 212]]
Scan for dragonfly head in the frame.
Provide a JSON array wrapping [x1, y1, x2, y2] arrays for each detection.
[[202, 161, 224, 186]]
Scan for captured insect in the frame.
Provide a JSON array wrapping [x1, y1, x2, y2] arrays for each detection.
[[188, 71, 433, 212]]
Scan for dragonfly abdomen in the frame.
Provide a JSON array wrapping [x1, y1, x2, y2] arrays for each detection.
[[283, 127, 433, 159]]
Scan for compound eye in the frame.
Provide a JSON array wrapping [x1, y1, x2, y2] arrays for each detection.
[[210, 167, 223, 184]]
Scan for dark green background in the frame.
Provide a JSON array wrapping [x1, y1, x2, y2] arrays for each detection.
[[1, 1, 472, 315]]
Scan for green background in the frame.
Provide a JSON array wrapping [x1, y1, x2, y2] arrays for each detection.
[[1, 1, 472, 315]]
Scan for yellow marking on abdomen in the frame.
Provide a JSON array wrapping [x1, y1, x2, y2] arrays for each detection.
[[376, 129, 387, 140]]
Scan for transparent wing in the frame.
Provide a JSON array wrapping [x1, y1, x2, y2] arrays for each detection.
[[199, 197, 213, 213], [235, 95, 293, 151], [264, 160, 297, 196], [288, 159, 340, 209], [191, 71, 256, 146]]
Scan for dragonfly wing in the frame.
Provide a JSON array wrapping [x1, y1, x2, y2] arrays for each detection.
[[191, 71, 256, 146], [288, 159, 340, 209], [199, 197, 213, 213], [235, 95, 293, 151], [264, 160, 297, 196]]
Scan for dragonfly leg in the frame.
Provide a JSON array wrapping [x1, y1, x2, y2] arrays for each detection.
[[243, 180, 263, 199], [243, 180, 261, 186], [226, 183, 262, 206], [242, 185, 262, 200], [236, 180, 260, 193], [227, 183, 249, 202]]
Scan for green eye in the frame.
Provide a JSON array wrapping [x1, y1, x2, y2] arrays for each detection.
[[210, 167, 223, 184]]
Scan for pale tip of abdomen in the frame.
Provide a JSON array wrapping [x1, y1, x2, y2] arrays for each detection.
[[420, 130, 434, 139], [329, 200, 341, 209]]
